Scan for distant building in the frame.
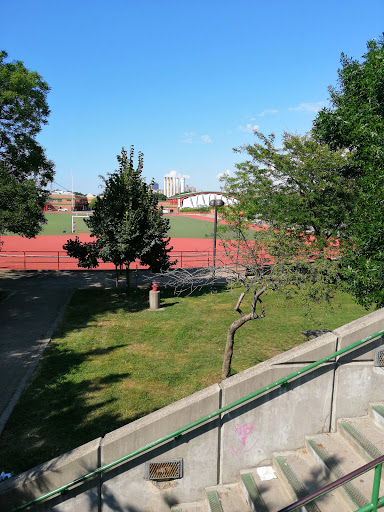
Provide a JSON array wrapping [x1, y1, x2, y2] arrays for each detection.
[[45, 192, 89, 212], [163, 176, 193, 197], [151, 182, 159, 191]]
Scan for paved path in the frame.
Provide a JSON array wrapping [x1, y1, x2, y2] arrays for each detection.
[[0, 270, 119, 434]]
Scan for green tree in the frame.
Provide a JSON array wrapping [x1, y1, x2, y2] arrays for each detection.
[[64, 146, 173, 287], [313, 35, 384, 307], [214, 131, 348, 377], [0, 51, 54, 236], [153, 192, 166, 201], [227, 130, 351, 245]]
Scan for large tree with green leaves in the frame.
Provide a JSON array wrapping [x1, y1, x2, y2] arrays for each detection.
[[226, 130, 351, 246], [313, 35, 384, 307], [64, 146, 173, 287], [0, 51, 54, 237]]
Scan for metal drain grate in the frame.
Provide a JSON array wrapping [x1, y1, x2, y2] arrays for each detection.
[[374, 348, 384, 367], [145, 459, 183, 480]]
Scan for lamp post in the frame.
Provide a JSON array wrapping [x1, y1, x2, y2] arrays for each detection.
[[209, 198, 225, 291]]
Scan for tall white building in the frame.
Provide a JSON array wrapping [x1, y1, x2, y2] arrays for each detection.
[[163, 176, 183, 197]]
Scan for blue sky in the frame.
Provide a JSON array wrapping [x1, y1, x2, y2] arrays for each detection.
[[3, 0, 384, 194]]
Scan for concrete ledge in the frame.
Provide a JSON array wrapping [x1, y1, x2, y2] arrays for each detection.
[[271, 331, 337, 364], [334, 308, 384, 361], [101, 384, 221, 512], [331, 362, 384, 430], [0, 437, 101, 511]]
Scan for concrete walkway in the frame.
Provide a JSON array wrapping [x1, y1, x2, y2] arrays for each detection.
[[0, 270, 120, 434]]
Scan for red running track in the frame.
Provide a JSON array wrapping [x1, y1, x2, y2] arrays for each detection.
[[0, 235, 224, 271]]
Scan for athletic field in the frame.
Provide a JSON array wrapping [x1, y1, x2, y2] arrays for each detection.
[[21, 213, 216, 238], [0, 214, 238, 270]]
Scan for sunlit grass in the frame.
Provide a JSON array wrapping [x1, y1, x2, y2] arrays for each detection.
[[0, 286, 373, 475]]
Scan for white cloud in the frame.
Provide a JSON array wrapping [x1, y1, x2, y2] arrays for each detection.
[[288, 101, 327, 113], [201, 134, 212, 144], [238, 123, 259, 133], [181, 132, 212, 144], [257, 109, 279, 117], [216, 169, 231, 180], [181, 131, 196, 144], [165, 170, 190, 179]]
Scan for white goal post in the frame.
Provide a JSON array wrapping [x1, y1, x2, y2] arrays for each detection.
[[71, 213, 92, 233]]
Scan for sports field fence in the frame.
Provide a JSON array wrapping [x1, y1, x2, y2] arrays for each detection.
[[0, 250, 235, 271]]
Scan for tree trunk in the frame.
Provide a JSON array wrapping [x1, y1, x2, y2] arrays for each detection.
[[221, 314, 254, 379], [221, 285, 266, 380], [125, 265, 130, 292], [115, 265, 119, 288]]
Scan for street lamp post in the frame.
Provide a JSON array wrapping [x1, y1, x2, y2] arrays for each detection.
[[209, 198, 225, 291]]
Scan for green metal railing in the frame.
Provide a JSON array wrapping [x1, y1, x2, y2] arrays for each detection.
[[278, 455, 384, 512], [10, 328, 384, 511]]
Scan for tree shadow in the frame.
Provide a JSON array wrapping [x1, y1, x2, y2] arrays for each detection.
[[0, 338, 160, 477]]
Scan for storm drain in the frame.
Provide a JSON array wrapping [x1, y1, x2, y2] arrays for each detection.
[[145, 459, 183, 480], [374, 347, 384, 367]]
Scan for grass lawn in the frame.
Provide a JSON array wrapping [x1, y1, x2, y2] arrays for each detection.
[[28, 213, 217, 238], [0, 286, 373, 476], [5, 213, 252, 239], [40, 213, 92, 235]]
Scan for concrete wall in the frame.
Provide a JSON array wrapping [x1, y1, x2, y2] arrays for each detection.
[[1, 309, 384, 511]]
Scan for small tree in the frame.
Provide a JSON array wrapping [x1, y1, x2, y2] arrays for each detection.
[[64, 146, 173, 287], [161, 218, 340, 379]]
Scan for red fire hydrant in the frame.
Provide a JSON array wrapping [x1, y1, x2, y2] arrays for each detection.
[[152, 281, 159, 292]]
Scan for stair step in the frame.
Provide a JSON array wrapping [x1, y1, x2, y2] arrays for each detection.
[[171, 502, 206, 512], [207, 484, 251, 512], [340, 417, 384, 463], [275, 454, 321, 512], [240, 473, 269, 512], [244, 466, 293, 511], [371, 403, 384, 429], [274, 450, 348, 511], [206, 490, 223, 512], [307, 433, 371, 509]]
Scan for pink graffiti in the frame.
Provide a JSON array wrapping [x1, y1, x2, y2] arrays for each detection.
[[231, 423, 259, 455]]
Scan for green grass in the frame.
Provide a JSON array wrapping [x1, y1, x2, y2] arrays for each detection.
[[40, 213, 92, 235], [5, 213, 216, 238], [0, 286, 373, 476]]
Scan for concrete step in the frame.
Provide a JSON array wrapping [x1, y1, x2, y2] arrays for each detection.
[[339, 416, 384, 463], [306, 432, 371, 510], [171, 502, 207, 512], [171, 504, 206, 512], [241, 465, 293, 511], [206, 484, 251, 512], [274, 449, 348, 511], [370, 402, 384, 429]]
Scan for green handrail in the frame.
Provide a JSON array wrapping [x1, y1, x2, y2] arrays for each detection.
[[11, 328, 384, 511], [278, 456, 384, 512]]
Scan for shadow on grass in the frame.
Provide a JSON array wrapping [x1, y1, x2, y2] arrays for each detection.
[[0, 340, 161, 476], [55, 283, 227, 339], [0, 284, 227, 476]]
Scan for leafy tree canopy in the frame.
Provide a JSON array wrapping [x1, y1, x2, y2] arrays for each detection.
[[313, 35, 384, 307], [0, 50, 54, 236], [64, 146, 173, 287], [226, 131, 351, 247]]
